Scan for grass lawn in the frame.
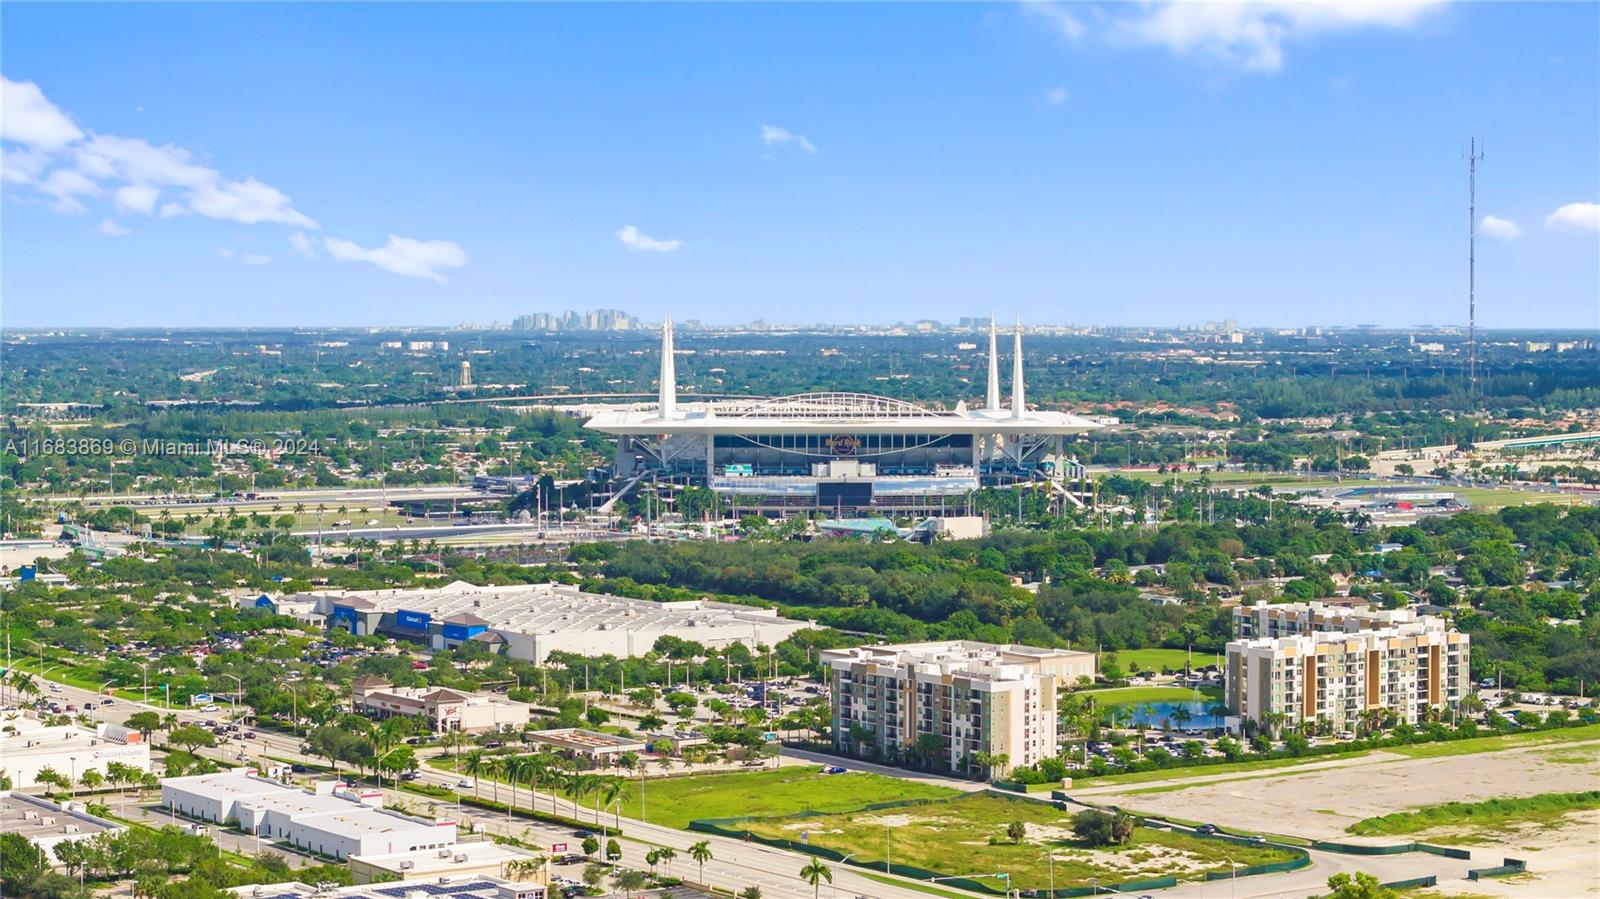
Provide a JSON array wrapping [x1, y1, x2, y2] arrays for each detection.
[[740, 794, 1298, 890], [1113, 470, 1360, 489], [1450, 487, 1586, 510], [1103, 648, 1221, 673], [1347, 790, 1600, 838], [1079, 686, 1224, 706], [431, 761, 962, 831], [1386, 723, 1600, 758]]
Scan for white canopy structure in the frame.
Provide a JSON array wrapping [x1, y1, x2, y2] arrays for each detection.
[[581, 315, 1102, 514]]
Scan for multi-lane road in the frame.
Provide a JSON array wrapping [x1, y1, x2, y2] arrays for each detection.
[[31, 675, 1480, 898], [34, 677, 947, 899]]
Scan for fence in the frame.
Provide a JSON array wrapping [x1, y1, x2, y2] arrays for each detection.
[[1381, 875, 1438, 890], [1310, 839, 1471, 859], [691, 794, 1307, 897], [992, 780, 1060, 795], [1468, 858, 1527, 880]]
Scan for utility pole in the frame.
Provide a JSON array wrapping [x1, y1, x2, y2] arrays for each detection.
[[1466, 137, 1485, 397]]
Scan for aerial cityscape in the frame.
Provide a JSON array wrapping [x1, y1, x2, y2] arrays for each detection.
[[1, 4, 1597, 899]]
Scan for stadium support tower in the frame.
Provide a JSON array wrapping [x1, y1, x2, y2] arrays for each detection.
[[583, 316, 1102, 516]]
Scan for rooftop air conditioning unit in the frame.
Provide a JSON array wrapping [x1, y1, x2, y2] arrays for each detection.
[[41, 817, 56, 826], [399, 861, 414, 870], [438, 848, 452, 858], [453, 854, 467, 862], [63, 824, 80, 833]]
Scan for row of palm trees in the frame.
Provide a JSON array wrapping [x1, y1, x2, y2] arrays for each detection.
[[2, 669, 42, 708], [460, 749, 631, 827]]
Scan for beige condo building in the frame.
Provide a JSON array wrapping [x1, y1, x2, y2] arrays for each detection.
[[1226, 622, 1470, 733], [822, 641, 1096, 777]]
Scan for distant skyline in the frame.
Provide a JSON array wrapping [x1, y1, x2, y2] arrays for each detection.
[[3, 3, 1597, 329]]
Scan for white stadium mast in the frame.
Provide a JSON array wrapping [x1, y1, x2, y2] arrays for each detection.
[[1012, 317, 1026, 419], [658, 312, 677, 420], [986, 316, 1002, 411]]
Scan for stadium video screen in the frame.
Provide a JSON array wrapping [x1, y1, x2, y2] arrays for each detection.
[[818, 481, 873, 507]]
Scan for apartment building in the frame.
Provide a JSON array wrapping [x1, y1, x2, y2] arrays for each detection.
[[1225, 622, 1471, 733], [822, 641, 1095, 777], [1232, 600, 1423, 640]]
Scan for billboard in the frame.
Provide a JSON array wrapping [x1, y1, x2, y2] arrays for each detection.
[[818, 481, 873, 508]]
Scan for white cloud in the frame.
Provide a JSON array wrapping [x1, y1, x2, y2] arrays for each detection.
[[114, 184, 160, 215], [1479, 215, 1521, 240], [1, 77, 84, 150], [97, 218, 131, 237], [759, 124, 816, 155], [1, 77, 317, 228], [188, 176, 316, 228], [1029, 1, 1446, 74], [288, 232, 315, 257], [616, 225, 682, 253], [216, 247, 271, 265], [2, 147, 50, 185], [38, 168, 100, 213], [1043, 86, 1071, 106], [1021, 2, 1086, 41], [324, 234, 468, 282], [1544, 201, 1599, 234]]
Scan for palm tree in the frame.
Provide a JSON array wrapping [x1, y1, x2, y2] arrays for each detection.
[[501, 756, 525, 824], [655, 846, 676, 878], [598, 775, 626, 829], [464, 750, 487, 802], [688, 840, 713, 884], [799, 859, 832, 899]]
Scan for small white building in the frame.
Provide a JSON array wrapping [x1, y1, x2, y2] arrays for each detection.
[[349, 841, 549, 883], [161, 771, 457, 860], [230, 876, 543, 899], [0, 717, 150, 790], [161, 770, 299, 825], [0, 792, 125, 860]]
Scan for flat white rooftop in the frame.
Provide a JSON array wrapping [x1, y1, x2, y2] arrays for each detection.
[[350, 840, 539, 877], [306, 580, 811, 639]]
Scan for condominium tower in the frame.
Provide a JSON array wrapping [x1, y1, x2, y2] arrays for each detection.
[[822, 641, 1096, 777], [1225, 606, 1471, 733]]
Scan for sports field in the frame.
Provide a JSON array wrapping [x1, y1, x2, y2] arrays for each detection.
[[738, 794, 1298, 890]]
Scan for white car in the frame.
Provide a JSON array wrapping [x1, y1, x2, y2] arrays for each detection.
[[457, 778, 475, 788], [201, 704, 221, 712]]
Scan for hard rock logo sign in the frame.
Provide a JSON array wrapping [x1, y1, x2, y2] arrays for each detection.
[[827, 435, 860, 456]]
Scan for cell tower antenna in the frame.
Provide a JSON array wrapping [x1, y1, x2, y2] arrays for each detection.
[[1466, 136, 1484, 397]]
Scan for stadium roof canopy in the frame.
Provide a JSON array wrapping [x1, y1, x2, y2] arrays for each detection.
[[584, 316, 1102, 438]]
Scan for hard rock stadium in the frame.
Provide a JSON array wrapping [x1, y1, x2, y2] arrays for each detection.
[[581, 317, 1103, 516]]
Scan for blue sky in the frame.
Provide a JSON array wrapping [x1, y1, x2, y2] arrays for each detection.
[[3, 2, 1597, 328]]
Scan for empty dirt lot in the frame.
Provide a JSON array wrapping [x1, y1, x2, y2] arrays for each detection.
[[1093, 740, 1600, 896]]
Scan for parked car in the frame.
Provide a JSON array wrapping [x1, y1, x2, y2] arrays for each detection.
[[822, 766, 848, 775]]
